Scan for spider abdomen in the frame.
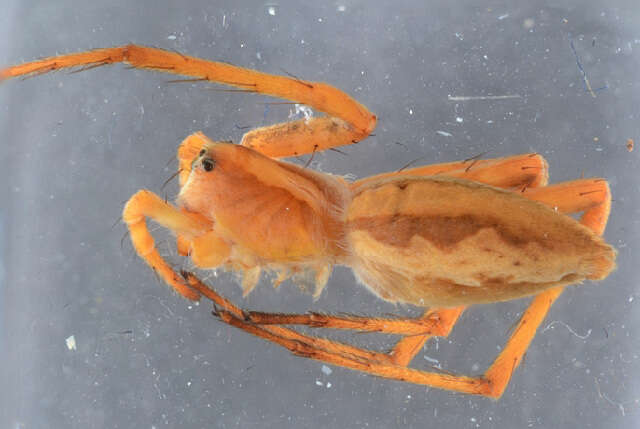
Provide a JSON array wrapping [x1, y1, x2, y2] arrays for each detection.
[[346, 176, 616, 306]]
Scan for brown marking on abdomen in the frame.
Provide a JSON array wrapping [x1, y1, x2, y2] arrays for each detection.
[[348, 213, 536, 251], [345, 176, 615, 306]]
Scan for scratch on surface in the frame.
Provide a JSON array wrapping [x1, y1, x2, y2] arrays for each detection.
[[594, 377, 626, 416], [542, 320, 592, 339], [448, 94, 522, 101], [139, 294, 175, 318], [569, 38, 606, 98]]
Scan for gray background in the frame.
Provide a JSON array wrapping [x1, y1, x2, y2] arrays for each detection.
[[1, 1, 639, 428]]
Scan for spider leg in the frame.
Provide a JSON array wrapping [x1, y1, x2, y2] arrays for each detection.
[[389, 307, 465, 366], [217, 308, 489, 394], [243, 310, 455, 336], [185, 269, 486, 393], [183, 272, 392, 365], [352, 152, 549, 191], [122, 190, 213, 300], [187, 266, 485, 392], [239, 116, 369, 159], [0, 45, 376, 156], [523, 178, 611, 236]]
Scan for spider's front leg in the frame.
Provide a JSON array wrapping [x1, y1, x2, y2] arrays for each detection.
[[122, 190, 219, 300], [0, 45, 377, 157]]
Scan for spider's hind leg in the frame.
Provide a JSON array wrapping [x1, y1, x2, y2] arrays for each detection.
[[481, 177, 613, 397]]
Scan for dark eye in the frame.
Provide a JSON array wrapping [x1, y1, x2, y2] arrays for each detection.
[[202, 158, 215, 172], [199, 149, 206, 156]]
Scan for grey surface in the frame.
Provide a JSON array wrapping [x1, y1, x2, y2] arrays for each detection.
[[1, 1, 639, 428]]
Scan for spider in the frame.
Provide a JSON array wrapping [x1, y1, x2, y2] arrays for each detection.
[[0, 45, 616, 398]]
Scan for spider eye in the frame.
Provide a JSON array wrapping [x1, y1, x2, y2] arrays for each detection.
[[199, 149, 206, 156], [202, 158, 215, 172]]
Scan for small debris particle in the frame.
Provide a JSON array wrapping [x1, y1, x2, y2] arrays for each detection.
[[593, 137, 599, 142], [315, 380, 324, 386], [456, 117, 463, 123], [66, 335, 77, 351], [321, 365, 333, 375], [627, 139, 634, 152], [337, 5, 346, 12], [543, 320, 592, 339], [498, 13, 509, 20], [436, 130, 453, 137], [267, 6, 276, 16]]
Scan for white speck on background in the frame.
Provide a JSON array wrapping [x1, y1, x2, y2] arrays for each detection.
[[66, 335, 77, 351]]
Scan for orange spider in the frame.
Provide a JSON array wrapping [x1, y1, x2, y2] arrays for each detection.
[[0, 45, 616, 398]]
